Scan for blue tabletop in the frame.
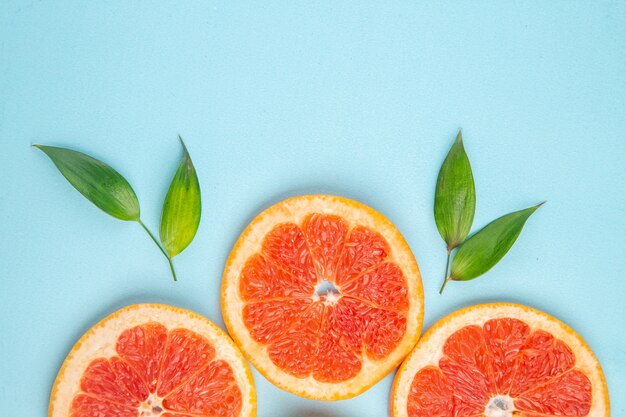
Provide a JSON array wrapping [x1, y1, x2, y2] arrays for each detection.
[[1, 2, 625, 416]]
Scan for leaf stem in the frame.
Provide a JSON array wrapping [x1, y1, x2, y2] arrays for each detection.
[[166, 256, 178, 282], [439, 249, 452, 294], [137, 219, 178, 281]]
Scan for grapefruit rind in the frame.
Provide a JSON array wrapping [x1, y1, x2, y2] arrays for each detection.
[[221, 194, 424, 400], [49, 303, 256, 417], [390, 302, 609, 417]]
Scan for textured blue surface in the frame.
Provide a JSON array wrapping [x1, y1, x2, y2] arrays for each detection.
[[1, 2, 625, 416]]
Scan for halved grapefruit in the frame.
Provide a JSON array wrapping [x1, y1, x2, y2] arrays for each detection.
[[221, 195, 424, 400], [391, 303, 609, 417], [49, 304, 256, 417]]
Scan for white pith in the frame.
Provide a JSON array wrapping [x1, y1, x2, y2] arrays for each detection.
[[391, 303, 609, 417], [314, 279, 342, 305], [485, 395, 514, 417], [138, 393, 163, 416], [49, 304, 256, 417], [221, 195, 424, 400]]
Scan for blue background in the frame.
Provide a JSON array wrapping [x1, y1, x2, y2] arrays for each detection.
[[1, 2, 625, 416]]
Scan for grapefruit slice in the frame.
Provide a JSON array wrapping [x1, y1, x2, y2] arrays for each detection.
[[221, 195, 424, 400], [391, 303, 609, 417], [49, 304, 256, 417]]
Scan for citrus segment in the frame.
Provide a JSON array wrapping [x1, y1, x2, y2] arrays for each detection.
[[313, 305, 362, 383], [515, 370, 592, 415], [109, 356, 149, 400], [362, 306, 407, 359], [391, 303, 609, 417], [50, 304, 256, 417], [116, 322, 167, 394], [410, 371, 487, 417], [157, 328, 216, 396], [333, 297, 368, 353], [243, 298, 312, 343], [79, 358, 141, 405], [302, 213, 349, 280], [222, 195, 423, 400], [162, 360, 242, 417], [439, 326, 492, 406], [161, 414, 196, 417], [70, 394, 137, 417], [335, 225, 389, 285], [340, 262, 409, 311], [483, 317, 530, 393], [267, 301, 324, 378], [262, 223, 316, 283], [510, 330, 575, 397], [240, 254, 313, 301], [406, 367, 454, 417]]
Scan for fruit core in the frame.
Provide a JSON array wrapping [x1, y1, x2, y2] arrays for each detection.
[[485, 396, 513, 417], [138, 394, 164, 416], [314, 279, 341, 304]]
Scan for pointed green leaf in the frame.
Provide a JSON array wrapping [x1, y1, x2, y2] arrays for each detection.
[[450, 203, 543, 281], [34, 145, 140, 221], [159, 137, 201, 257], [434, 130, 476, 250]]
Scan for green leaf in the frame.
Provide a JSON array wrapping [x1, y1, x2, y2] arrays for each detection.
[[34, 145, 140, 221], [159, 137, 201, 258], [434, 130, 476, 250], [450, 203, 544, 281]]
